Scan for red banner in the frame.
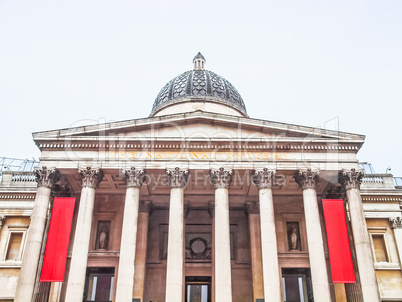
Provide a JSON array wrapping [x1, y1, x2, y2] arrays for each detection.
[[322, 199, 356, 283], [40, 197, 75, 282]]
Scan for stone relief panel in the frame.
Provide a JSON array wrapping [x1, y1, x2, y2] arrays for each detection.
[[159, 224, 236, 262], [185, 235, 212, 260]]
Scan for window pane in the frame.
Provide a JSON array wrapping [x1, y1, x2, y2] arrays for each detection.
[[372, 235, 388, 262], [6, 233, 23, 260]]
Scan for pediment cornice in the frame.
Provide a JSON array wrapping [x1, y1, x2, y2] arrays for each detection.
[[33, 111, 365, 153]]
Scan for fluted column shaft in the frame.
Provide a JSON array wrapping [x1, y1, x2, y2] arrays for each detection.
[[15, 167, 60, 302], [253, 169, 281, 301], [210, 168, 233, 302], [341, 169, 380, 302], [115, 168, 145, 301], [295, 169, 332, 302], [65, 167, 103, 302], [165, 168, 188, 302]]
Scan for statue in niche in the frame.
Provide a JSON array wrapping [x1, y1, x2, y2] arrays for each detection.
[[287, 222, 300, 251], [96, 221, 110, 250]]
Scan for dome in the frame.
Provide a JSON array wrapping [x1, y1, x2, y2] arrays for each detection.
[[150, 53, 247, 117]]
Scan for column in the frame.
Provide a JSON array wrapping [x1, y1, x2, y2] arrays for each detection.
[[165, 167, 188, 302], [244, 202, 264, 300], [15, 167, 60, 302], [65, 167, 103, 302], [208, 201, 215, 302], [390, 217, 402, 265], [253, 168, 281, 301], [133, 200, 152, 301], [210, 167, 232, 302], [115, 168, 145, 301], [340, 169, 381, 301], [294, 169, 332, 301], [48, 282, 62, 302]]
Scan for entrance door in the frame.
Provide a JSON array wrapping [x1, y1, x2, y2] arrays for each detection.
[[185, 276, 211, 302], [282, 268, 314, 302]]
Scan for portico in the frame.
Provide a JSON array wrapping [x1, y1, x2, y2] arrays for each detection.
[[14, 54, 385, 302]]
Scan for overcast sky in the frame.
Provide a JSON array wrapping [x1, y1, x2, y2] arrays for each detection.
[[1, 0, 401, 176]]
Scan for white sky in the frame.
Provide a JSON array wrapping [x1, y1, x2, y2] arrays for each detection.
[[1, 0, 401, 176]]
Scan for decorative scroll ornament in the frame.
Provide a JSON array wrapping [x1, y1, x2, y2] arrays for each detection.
[[253, 168, 275, 189], [208, 201, 214, 218], [35, 166, 60, 189], [244, 201, 260, 215], [210, 167, 233, 189], [124, 168, 145, 188], [294, 169, 319, 190], [389, 217, 402, 229], [79, 167, 104, 189], [339, 168, 364, 191], [139, 200, 153, 213], [166, 167, 188, 188]]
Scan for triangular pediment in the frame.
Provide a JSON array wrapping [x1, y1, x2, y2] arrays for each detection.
[[33, 110, 364, 144]]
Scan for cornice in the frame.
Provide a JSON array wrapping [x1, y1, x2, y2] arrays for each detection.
[[35, 140, 361, 153], [33, 111, 365, 141], [0, 194, 36, 200], [362, 196, 402, 203]]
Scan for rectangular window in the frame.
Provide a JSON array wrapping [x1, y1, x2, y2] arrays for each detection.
[[6, 232, 23, 261], [372, 234, 388, 262]]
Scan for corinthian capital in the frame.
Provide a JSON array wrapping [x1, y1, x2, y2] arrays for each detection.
[[79, 167, 104, 189], [294, 169, 319, 190], [389, 217, 402, 229], [339, 168, 363, 191], [124, 168, 145, 188], [35, 167, 60, 189], [244, 201, 260, 214], [166, 167, 188, 188], [139, 200, 153, 213], [253, 168, 275, 189], [0, 215, 6, 229], [210, 168, 232, 189]]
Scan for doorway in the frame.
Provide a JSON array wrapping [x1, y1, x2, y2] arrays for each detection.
[[282, 268, 314, 302], [185, 276, 211, 302]]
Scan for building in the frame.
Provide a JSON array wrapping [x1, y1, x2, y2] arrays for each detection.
[[0, 53, 401, 302]]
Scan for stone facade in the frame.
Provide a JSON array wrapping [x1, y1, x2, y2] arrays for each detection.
[[0, 55, 401, 301]]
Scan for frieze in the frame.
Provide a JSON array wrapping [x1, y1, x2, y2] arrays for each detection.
[[108, 151, 290, 161]]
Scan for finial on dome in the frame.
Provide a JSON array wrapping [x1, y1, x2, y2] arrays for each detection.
[[193, 52, 206, 70]]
